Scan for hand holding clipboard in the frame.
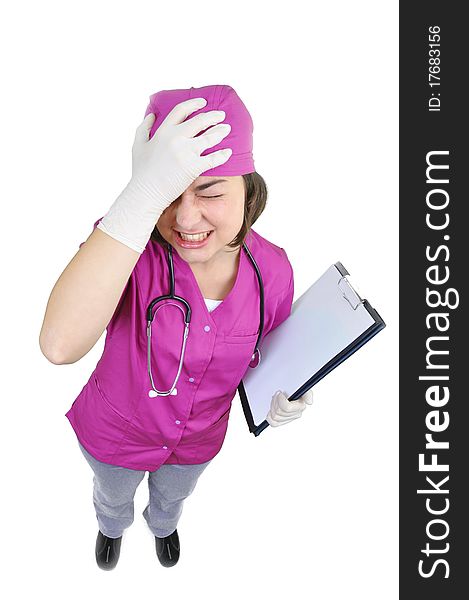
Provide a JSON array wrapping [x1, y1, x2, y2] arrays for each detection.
[[237, 262, 386, 436]]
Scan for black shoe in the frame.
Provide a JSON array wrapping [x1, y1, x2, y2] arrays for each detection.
[[95, 530, 122, 571], [155, 529, 180, 567]]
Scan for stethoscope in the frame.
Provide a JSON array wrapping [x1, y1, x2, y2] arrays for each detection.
[[146, 242, 264, 398]]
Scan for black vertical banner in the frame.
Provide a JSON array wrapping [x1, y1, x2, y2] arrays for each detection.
[[400, 2, 467, 597]]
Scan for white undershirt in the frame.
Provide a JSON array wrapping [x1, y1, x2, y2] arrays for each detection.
[[204, 298, 223, 312]]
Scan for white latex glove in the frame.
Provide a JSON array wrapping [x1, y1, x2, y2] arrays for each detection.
[[97, 97, 232, 253], [266, 388, 314, 427]]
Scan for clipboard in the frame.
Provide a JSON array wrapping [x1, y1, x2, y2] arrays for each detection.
[[237, 262, 386, 436]]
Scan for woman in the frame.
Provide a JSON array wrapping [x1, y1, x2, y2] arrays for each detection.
[[40, 85, 313, 570]]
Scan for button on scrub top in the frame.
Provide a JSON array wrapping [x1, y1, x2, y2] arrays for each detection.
[[65, 220, 294, 471]]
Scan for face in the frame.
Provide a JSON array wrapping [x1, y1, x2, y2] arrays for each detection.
[[156, 175, 245, 267]]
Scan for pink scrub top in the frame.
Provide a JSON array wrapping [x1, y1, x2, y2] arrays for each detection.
[[65, 220, 294, 471]]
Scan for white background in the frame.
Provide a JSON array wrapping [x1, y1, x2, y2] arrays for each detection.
[[1, 1, 398, 598]]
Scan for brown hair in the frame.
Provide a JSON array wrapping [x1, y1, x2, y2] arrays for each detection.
[[150, 172, 268, 252]]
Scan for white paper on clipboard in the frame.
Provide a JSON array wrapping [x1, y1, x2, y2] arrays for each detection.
[[239, 262, 383, 429]]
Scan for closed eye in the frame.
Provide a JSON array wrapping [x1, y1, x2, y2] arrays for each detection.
[[200, 195, 224, 198]]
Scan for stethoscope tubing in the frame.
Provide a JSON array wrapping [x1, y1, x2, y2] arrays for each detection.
[[146, 241, 264, 397]]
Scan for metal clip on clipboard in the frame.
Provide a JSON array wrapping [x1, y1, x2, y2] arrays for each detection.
[[335, 261, 366, 311]]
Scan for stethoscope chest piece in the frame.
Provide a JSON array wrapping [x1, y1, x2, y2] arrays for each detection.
[[249, 348, 261, 368]]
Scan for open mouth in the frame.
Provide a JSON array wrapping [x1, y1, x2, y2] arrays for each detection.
[[175, 230, 214, 242]]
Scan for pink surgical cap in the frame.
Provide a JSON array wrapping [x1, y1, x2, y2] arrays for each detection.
[[144, 84, 255, 177]]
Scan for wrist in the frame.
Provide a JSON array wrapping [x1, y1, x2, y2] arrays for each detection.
[[124, 177, 169, 215], [99, 181, 165, 253]]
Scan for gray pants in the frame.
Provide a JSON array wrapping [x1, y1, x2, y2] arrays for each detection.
[[78, 441, 212, 539]]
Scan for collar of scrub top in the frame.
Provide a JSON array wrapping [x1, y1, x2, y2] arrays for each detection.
[[146, 241, 265, 398]]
